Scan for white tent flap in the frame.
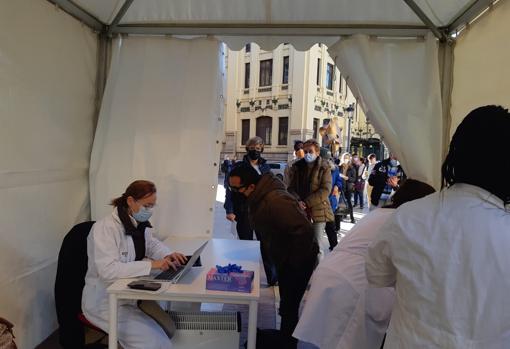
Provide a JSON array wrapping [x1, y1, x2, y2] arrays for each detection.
[[89, 36, 224, 238], [0, 0, 97, 347], [329, 34, 443, 188], [218, 36, 341, 51]]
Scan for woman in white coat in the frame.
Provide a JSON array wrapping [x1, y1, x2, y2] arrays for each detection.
[[293, 179, 435, 349], [366, 106, 510, 348], [82, 180, 186, 349]]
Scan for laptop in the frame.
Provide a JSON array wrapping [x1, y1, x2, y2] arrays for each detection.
[[153, 240, 208, 284]]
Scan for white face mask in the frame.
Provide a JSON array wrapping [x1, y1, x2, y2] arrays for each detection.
[[133, 206, 153, 222], [304, 153, 317, 163]]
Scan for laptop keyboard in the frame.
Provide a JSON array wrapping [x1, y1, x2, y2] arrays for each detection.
[[155, 265, 185, 280]]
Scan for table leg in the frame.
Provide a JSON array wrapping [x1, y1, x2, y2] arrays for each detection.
[[108, 294, 118, 349], [247, 300, 258, 349]]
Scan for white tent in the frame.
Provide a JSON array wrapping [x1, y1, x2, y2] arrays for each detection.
[[1, 0, 507, 347]]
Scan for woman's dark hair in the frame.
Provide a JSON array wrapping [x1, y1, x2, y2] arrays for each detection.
[[442, 105, 510, 205], [385, 179, 436, 209], [111, 180, 157, 235]]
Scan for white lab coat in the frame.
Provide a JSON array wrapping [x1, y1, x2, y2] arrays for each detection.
[[366, 183, 510, 349], [82, 209, 172, 349], [294, 208, 395, 349]]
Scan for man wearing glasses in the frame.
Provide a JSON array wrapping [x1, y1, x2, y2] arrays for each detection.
[[224, 136, 277, 286], [229, 163, 318, 348]]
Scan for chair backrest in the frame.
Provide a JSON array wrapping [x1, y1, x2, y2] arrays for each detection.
[[54, 221, 95, 349]]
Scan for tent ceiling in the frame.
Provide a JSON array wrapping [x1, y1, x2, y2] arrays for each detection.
[[49, 0, 499, 38]]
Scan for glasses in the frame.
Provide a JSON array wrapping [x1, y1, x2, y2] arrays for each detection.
[[230, 185, 246, 193]]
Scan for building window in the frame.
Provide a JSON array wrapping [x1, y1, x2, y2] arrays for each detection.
[[282, 56, 289, 84], [313, 118, 320, 139], [241, 119, 250, 145], [256, 116, 272, 145], [244, 63, 250, 89], [339, 72, 343, 93], [259, 59, 273, 87], [278, 117, 289, 145], [316, 58, 321, 86], [245, 43, 251, 53], [326, 63, 334, 90]]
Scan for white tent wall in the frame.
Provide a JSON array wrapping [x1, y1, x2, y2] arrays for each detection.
[[329, 34, 443, 188], [451, 0, 510, 135], [89, 36, 224, 239], [0, 0, 98, 347]]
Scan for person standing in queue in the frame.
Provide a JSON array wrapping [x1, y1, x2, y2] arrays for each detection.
[[224, 136, 277, 286], [287, 139, 334, 258], [229, 164, 318, 349], [82, 180, 187, 349]]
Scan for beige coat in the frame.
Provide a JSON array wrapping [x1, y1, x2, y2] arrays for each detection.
[[288, 157, 334, 223]]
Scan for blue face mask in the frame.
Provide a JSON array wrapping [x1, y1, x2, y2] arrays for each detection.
[[390, 159, 400, 167], [133, 206, 153, 222], [304, 153, 317, 163]]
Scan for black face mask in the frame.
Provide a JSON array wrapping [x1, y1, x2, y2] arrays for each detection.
[[247, 149, 261, 160]]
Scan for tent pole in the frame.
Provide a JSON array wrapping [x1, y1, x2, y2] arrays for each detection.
[[110, 24, 429, 37], [106, 0, 135, 37], [403, 0, 447, 41], [448, 0, 497, 34], [46, 0, 104, 32], [438, 40, 455, 167], [93, 33, 111, 133]]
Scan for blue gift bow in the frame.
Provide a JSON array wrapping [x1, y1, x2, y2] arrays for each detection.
[[216, 263, 243, 273]]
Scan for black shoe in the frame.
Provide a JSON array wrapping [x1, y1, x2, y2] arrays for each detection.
[[350, 219, 356, 224], [360, 206, 364, 209]]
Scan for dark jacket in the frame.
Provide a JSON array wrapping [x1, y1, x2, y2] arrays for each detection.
[[368, 158, 406, 205], [287, 157, 334, 223], [247, 173, 319, 268], [224, 155, 271, 215], [339, 163, 356, 193]]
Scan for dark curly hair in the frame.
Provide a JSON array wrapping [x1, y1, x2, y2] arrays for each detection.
[[442, 105, 510, 205]]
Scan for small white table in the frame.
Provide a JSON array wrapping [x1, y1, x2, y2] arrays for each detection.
[[107, 238, 260, 349]]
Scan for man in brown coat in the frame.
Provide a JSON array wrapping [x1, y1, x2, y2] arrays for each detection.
[[229, 164, 318, 349]]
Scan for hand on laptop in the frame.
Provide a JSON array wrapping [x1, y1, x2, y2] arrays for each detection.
[[151, 259, 174, 271], [165, 252, 188, 266]]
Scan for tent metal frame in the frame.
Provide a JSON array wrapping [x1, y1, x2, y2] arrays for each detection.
[[47, 0, 501, 39]]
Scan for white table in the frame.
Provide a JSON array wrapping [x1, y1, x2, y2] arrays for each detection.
[[107, 238, 260, 349]]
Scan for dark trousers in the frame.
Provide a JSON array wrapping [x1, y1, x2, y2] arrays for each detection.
[[325, 221, 338, 250], [353, 188, 364, 208], [343, 190, 355, 222], [276, 256, 316, 349], [236, 211, 278, 285]]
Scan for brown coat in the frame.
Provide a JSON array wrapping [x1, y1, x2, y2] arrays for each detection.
[[288, 157, 334, 223], [247, 173, 318, 268]]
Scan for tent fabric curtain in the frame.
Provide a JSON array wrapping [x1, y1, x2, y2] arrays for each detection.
[[89, 36, 224, 238], [0, 0, 97, 347], [329, 34, 443, 188], [218, 36, 341, 52]]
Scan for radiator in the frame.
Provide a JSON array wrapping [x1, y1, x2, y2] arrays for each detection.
[[168, 311, 241, 349]]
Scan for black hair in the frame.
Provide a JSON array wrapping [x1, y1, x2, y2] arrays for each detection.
[[385, 179, 436, 209], [293, 140, 304, 152], [229, 162, 262, 187], [442, 105, 510, 205]]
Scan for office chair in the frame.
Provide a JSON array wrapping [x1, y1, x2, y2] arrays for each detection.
[[54, 221, 107, 348]]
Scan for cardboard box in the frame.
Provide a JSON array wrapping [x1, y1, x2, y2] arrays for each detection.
[[205, 268, 254, 293]]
